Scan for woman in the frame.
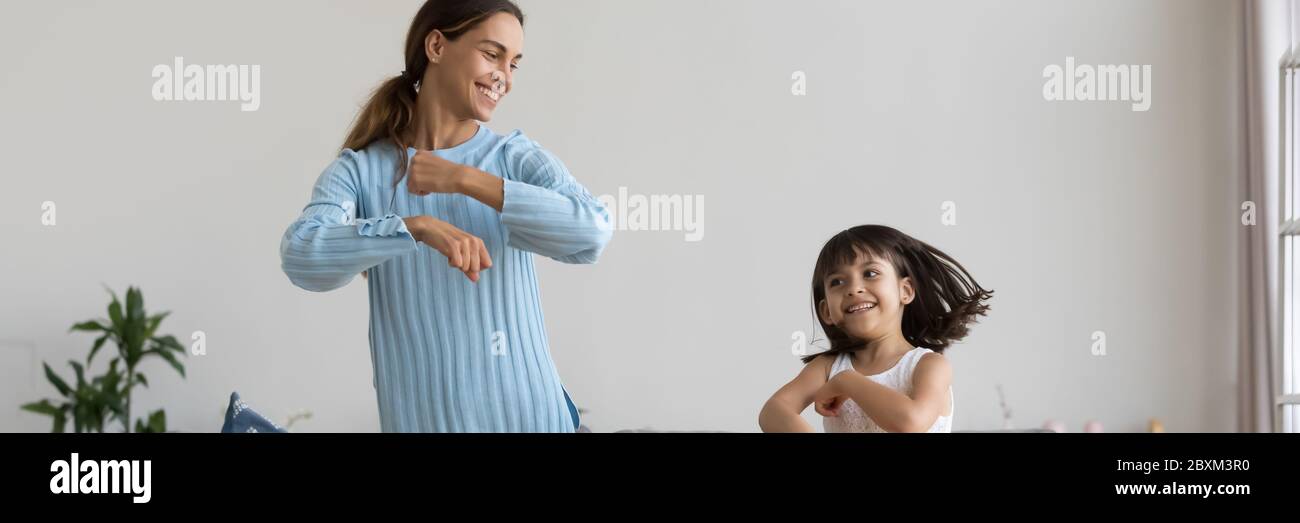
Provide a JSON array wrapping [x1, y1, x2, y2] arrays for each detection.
[[280, 0, 611, 432]]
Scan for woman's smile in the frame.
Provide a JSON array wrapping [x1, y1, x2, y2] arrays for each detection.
[[476, 83, 501, 105]]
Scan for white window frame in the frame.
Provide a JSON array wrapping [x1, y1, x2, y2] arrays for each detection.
[[1278, 56, 1300, 433]]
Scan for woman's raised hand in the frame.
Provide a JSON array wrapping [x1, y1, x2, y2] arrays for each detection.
[[403, 216, 492, 282], [407, 150, 468, 196]]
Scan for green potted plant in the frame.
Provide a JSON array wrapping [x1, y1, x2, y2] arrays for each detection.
[[21, 286, 187, 433]]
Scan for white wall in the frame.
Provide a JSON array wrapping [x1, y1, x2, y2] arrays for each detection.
[[0, 0, 1242, 432]]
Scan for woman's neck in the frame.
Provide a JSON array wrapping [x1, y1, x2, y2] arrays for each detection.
[[407, 93, 478, 151]]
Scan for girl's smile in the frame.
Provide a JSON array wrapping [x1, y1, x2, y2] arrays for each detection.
[[844, 300, 877, 314]]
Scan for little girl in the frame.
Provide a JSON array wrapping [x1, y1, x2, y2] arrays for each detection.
[[759, 225, 993, 433]]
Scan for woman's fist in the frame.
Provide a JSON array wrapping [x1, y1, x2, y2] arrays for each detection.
[[407, 151, 467, 196], [403, 216, 493, 282]]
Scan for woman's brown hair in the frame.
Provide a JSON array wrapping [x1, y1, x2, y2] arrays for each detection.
[[341, 0, 524, 182]]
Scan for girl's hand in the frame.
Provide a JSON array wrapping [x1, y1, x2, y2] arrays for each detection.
[[813, 375, 848, 417], [407, 150, 468, 196], [403, 215, 492, 282]]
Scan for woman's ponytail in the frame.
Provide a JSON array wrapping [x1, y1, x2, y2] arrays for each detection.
[[342, 74, 420, 181]]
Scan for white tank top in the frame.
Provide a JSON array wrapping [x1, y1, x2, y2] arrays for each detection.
[[823, 347, 953, 433]]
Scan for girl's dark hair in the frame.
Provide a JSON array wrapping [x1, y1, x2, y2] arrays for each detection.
[[802, 225, 993, 364], [341, 0, 525, 179]]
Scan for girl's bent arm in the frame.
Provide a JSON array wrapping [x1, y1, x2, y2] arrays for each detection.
[[827, 353, 952, 433], [760, 355, 832, 433]]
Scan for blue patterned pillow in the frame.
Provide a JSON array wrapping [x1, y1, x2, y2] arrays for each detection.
[[220, 391, 287, 433]]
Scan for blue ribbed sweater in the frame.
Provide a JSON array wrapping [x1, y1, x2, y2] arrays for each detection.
[[280, 123, 611, 432]]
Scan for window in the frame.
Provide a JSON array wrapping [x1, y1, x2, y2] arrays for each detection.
[[1279, 57, 1300, 433]]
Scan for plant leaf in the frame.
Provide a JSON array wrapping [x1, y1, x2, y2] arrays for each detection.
[[21, 400, 60, 417], [126, 286, 144, 324], [154, 348, 186, 378], [68, 360, 85, 387], [102, 364, 121, 393], [42, 363, 71, 397], [106, 397, 126, 417], [107, 294, 123, 330], [153, 335, 186, 354], [69, 320, 107, 333], [145, 311, 170, 339], [134, 409, 167, 433], [107, 357, 120, 377], [144, 410, 166, 433], [134, 373, 148, 388], [53, 410, 67, 433], [87, 333, 110, 365]]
